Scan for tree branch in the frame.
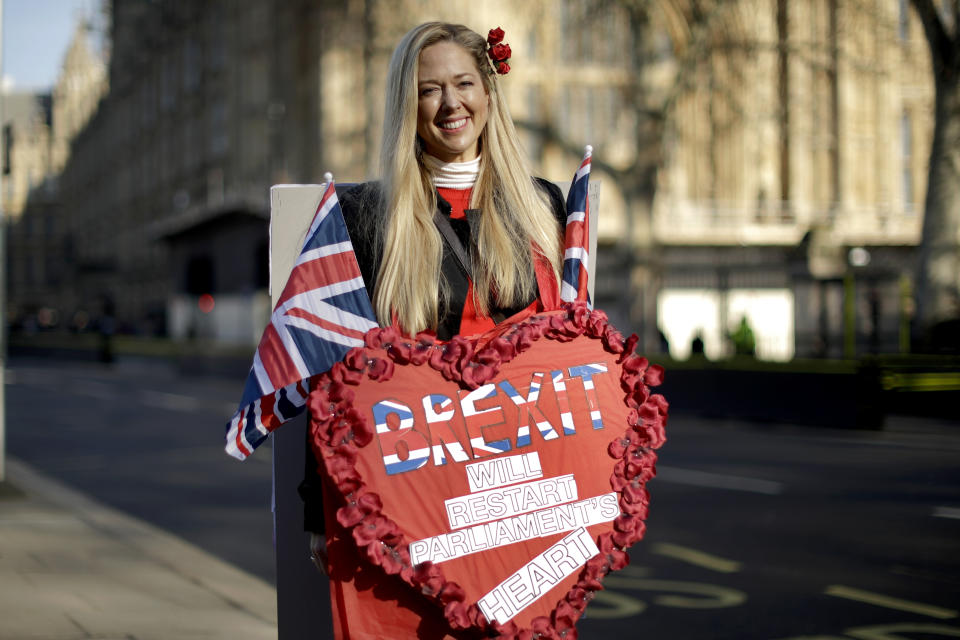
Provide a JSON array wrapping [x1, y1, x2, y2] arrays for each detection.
[[910, 0, 954, 80], [513, 118, 634, 180]]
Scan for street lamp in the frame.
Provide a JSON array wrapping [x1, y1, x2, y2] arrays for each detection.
[[843, 246, 871, 359]]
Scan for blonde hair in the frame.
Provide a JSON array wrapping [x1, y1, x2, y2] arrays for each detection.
[[375, 22, 562, 334]]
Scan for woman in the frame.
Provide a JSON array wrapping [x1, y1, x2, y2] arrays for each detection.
[[301, 22, 567, 639]]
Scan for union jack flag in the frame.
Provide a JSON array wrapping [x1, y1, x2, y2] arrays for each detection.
[[225, 177, 378, 460], [561, 145, 592, 304]]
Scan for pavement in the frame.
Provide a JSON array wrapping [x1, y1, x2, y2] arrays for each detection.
[[0, 456, 277, 640]]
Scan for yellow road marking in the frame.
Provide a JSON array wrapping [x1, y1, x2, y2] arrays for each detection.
[[588, 590, 648, 619], [650, 542, 742, 573], [825, 585, 958, 620], [845, 622, 960, 639], [601, 577, 747, 609]]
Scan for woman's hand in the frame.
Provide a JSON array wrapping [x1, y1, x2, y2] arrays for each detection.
[[309, 533, 328, 575]]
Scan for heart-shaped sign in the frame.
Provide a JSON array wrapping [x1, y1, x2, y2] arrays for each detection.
[[308, 302, 667, 639]]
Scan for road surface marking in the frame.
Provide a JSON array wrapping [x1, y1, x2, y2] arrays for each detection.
[[825, 585, 958, 619], [588, 590, 648, 618], [656, 465, 783, 495], [844, 623, 960, 639], [650, 542, 742, 573], [601, 577, 747, 609], [933, 506, 960, 520]]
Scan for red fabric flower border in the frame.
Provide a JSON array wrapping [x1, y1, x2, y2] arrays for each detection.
[[308, 302, 667, 639]]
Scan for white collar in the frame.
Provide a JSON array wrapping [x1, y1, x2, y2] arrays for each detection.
[[423, 153, 480, 190]]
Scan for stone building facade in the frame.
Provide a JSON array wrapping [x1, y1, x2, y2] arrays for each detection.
[[3, 20, 106, 331], [651, 0, 933, 359], [10, 0, 935, 359]]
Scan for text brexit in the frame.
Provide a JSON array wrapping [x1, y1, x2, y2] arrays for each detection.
[[371, 363, 609, 476]]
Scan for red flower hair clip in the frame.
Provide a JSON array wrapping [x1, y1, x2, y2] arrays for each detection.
[[486, 27, 512, 75]]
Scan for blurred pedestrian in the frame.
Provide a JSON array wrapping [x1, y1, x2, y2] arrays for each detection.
[[690, 331, 706, 358], [98, 296, 116, 365], [730, 316, 756, 357]]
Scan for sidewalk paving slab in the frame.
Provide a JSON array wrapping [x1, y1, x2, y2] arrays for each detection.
[[0, 457, 277, 640]]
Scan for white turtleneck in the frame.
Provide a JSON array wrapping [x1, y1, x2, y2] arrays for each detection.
[[423, 153, 480, 190]]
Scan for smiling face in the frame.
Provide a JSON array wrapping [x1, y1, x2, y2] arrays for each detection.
[[416, 41, 490, 163]]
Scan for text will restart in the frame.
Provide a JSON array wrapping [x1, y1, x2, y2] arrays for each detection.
[[371, 363, 610, 476]]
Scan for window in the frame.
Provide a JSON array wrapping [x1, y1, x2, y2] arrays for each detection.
[[898, 0, 909, 40], [901, 111, 913, 212]]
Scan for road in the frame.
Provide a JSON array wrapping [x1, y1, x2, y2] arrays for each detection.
[[5, 356, 959, 639]]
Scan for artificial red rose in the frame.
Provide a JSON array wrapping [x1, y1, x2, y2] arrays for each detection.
[[413, 561, 445, 597], [548, 313, 578, 341], [492, 621, 519, 640], [619, 489, 650, 518], [429, 336, 472, 382], [585, 308, 609, 337], [363, 327, 384, 349], [488, 27, 505, 45], [327, 417, 353, 447], [625, 383, 650, 409], [307, 391, 335, 424], [486, 336, 516, 362], [645, 421, 667, 449], [613, 513, 640, 534], [327, 406, 373, 447], [409, 333, 436, 365], [569, 302, 590, 327], [598, 535, 630, 571], [530, 616, 558, 640], [348, 409, 374, 447], [565, 586, 594, 612], [445, 601, 472, 629], [635, 408, 666, 448], [467, 603, 488, 629], [490, 43, 512, 61], [618, 333, 639, 363], [639, 401, 659, 424], [622, 354, 649, 378], [607, 429, 641, 459], [437, 581, 466, 605], [602, 325, 625, 353], [367, 356, 395, 381], [339, 490, 381, 522], [625, 450, 657, 483], [461, 363, 488, 389], [513, 323, 539, 351], [552, 600, 580, 638], [621, 483, 650, 509], [644, 363, 665, 387], [375, 543, 409, 575], [330, 464, 361, 492], [583, 554, 610, 589], [610, 517, 645, 547], [344, 347, 367, 370], [461, 346, 501, 388], [353, 514, 397, 547], [562, 312, 587, 336], [387, 340, 412, 364], [326, 380, 355, 404], [327, 444, 359, 484], [650, 392, 669, 415], [336, 473, 362, 496]]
